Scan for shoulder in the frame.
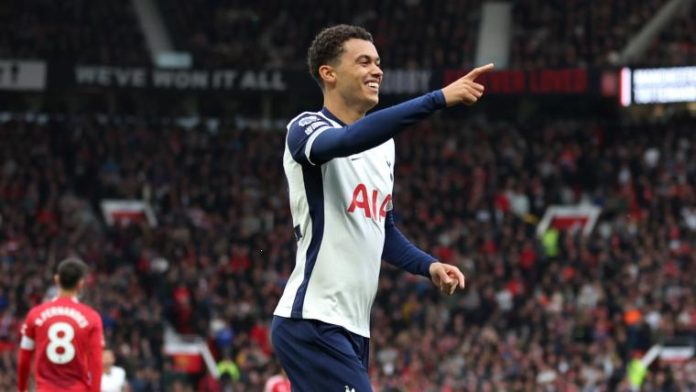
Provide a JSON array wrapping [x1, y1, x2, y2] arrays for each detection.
[[25, 304, 39, 317], [21, 304, 44, 336], [285, 111, 336, 165], [25, 303, 43, 320], [80, 304, 103, 324], [286, 112, 334, 138], [286, 111, 323, 129], [22, 306, 38, 330]]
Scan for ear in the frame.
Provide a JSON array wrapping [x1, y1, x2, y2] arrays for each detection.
[[318, 64, 336, 86], [77, 279, 86, 291], [53, 275, 60, 285]]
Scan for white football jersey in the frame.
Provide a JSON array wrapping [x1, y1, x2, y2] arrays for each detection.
[[274, 108, 395, 337], [101, 366, 126, 392]]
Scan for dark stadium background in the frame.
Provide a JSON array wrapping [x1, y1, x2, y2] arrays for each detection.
[[0, 0, 695, 391]]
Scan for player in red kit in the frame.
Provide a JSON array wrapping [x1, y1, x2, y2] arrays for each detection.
[[17, 257, 104, 392], [263, 369, 291, 392]]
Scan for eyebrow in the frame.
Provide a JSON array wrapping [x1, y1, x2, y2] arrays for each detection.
[[356, 54, 380, 63]]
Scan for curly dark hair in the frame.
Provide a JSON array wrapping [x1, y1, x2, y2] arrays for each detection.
[[307, 24, 373, 88]]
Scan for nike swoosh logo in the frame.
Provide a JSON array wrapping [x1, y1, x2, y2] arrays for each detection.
[[350, 156, 362, 161]]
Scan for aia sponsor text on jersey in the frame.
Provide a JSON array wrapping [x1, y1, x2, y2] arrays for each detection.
[[347, 183, 391, 222]]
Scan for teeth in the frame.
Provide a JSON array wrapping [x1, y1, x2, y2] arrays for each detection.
[[367, 82, 379, 89]]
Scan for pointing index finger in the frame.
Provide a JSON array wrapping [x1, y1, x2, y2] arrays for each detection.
[[457, 270, 465, 288], [464, 63, 495, 80]]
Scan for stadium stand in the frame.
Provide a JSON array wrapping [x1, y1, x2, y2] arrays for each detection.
[[1, 1, 695, 390], [0, 114, 694, 390], [509, 0, 669, 68], [639, 1, 696, 67], [0, 0, 690, 69], [0, 0, 149, 65], [156, 0, 482, 68], [155, 0, 692, 69]]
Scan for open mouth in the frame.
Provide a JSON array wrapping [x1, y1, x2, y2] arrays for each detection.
[[365, 81, 380, 93]]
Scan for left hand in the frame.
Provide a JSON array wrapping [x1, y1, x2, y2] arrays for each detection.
[[441, 63, 494, 106], [429, 262, 466, 295]]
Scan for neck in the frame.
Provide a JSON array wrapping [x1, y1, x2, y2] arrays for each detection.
[[57, 289, 78, 299], [323, 93, 367, 125]]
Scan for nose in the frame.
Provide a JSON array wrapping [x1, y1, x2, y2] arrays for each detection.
[[372, 65, 383, 80]]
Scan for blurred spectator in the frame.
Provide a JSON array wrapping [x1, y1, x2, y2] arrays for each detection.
[[263, 367, 290, 392], [0, 111, 694, 390], [0, 0, 148, 65], [158, 0, 693, 69], [102, 348, 128, 392], [157, 0, 481, 68], [639, 1, 696, 67], [509, 0, 670, 68], [1, 0, 692, 69]]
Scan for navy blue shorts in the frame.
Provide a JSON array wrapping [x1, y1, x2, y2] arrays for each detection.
[[271, 316, 372, 392]]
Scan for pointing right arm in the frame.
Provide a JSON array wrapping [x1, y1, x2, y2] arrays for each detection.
[[287, 91, 445, 166], [287, 63, 494, 166]]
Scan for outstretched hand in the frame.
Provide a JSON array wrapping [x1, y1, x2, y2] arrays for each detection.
[[441, 63, 495, 106], [429, 262, 466, 295]]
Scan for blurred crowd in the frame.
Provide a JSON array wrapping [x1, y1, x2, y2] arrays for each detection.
[[640, 0, 696, 67], [0, 112, 694, 391], [2, 0, 694, 69], [0, 0, 148, 65], [509, 0, 669, 68], [371, 115, 696, 391], [157, 0, 481, 69]]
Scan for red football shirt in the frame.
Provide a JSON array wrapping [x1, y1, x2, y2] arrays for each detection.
[[19, 297, 104, 392], [263, 375, 291, 392]]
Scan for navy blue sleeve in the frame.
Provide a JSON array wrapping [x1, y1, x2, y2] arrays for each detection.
[[285, 113, 334, 166], [286, 90, 446, 166], [382, 210, 436, 278]]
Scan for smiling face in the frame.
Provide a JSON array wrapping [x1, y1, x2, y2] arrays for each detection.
[[323, 38, 383, 113]]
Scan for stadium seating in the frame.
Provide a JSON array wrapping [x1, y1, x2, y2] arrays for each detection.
[[639, 1, 696, 67], [1, 1, 695, 390], [1, 0, 691, 69], [0, 0, 148, 65], [509, 0, 669, 68], [0, 114, 694, 390], [156, 0, 482, 68]]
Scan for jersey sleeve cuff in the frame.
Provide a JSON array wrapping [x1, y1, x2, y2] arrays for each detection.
[[430, 90, 447, 109], [421, 258, 437, 278], [19, 336, 35, 351]]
